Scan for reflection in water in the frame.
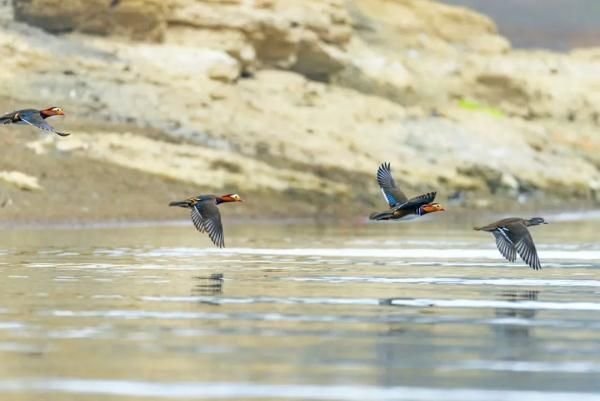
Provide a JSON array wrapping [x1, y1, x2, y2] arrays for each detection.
[[497, 291, 539, 320], [493, 291, 539, 359], [376, 292, 544, 386], [191, 273, 224, 296]]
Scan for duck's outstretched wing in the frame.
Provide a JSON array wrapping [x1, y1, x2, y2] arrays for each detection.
[[507, 225, 541, 270], [191, 199, 225, 248], [20, 113, 70, 136], [492, 229, 517, 262], [474, 218, 541, 270], [393, 191, 436, 211], [376, 162, 408, 207]]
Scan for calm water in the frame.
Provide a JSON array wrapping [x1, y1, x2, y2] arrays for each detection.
[[0, 214, 599, 401]]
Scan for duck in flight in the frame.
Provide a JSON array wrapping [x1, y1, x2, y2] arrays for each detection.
[[0, 107, 70, 136], [369, 162, 445, 221], [474, 217, 548, 270], [169, 194, 243, 248]]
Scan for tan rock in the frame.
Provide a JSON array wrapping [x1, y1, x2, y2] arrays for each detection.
[[462, 50, 600, 122], [13, 0, 167, 41], [1, 0, 600, 214], [350, 0, 510, 54], [121, 44, 240, 82], [164, 0, 351, 77], [31, 132, 350, 194], [333, 39, 413, 104], [0, 171, 43, 191]]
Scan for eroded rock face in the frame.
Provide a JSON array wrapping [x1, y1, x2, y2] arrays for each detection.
[[350, 0, 510, 54], [3, 0, 600, 216], [334, 0, 511, 107], [165, 0, 352, 78], [13, 0, 167, 40], [14, 0, 353, 78]]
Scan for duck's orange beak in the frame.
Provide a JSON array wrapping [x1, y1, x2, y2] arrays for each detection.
[[422, 203, 445, 213]]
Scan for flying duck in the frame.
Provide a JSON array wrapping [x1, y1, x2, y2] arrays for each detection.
[[474, 217, 548, 270], [0, 107, 70, 136], [169, 194, 242, 248], [369, 162, 445, 221]]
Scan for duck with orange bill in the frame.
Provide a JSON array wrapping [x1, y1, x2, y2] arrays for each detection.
[[369, 162, 445, 221], [0, 107, 70, 136], [169, 194, 243, 248]]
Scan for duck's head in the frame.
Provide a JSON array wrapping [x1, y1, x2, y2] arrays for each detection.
[[526, 217, 548, 226], [420, 203, 445, 214], [218, 193, 243, 203], [41, 107, 65, 117]]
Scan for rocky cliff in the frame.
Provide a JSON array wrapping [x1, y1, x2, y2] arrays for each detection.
[[0, 0, 598, 222]]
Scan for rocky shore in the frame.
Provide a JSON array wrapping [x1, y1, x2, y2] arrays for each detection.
[[0, 0, 599, 223]]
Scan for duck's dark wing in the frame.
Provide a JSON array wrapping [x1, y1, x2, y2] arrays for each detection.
[[190, 199, 225, 248], [506, 225, 541, 270], [509, 225, 542, 270], [492, 229, 517, 262], [393, 192, 436, 211], [19, 113, 70, 137], [377, 162, 408, 207], [190, 207, 205, 233]]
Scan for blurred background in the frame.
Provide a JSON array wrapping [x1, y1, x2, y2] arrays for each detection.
[[0, 0, 599, 223], [443, 0, 600, 50]]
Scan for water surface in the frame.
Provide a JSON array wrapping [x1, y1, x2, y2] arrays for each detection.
[[0, 216, 598, 400]]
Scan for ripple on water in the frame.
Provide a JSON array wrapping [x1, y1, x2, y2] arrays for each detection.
[[382, 298, 600, 311], [140, 296, 379, 306], [2, 228, 599, 397], [444, 361, 600, 374], [136, 247, 600, 261], [0, 380, 597, 401], [140, 295, 600, 312], [43, 306, 600, 328], [286, 276, 600, 287]]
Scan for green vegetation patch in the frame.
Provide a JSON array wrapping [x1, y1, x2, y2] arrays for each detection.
[[458, 99, 504, 118]]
